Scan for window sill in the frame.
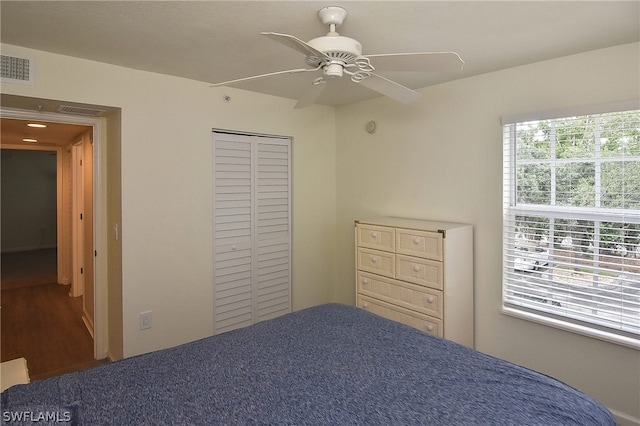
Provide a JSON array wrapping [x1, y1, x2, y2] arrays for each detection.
[[501, 305, 640, 350]]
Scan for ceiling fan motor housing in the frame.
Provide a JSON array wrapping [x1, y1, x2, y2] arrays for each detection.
[[306, 35, 363, 74]]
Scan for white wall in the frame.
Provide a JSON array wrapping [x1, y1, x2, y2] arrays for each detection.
[[334, 42, 640, 422], [1, 44, 337, 358]]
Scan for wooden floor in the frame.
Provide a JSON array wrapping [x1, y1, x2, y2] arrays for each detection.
[[1, 249, 58, 290], [1, 249, 107, 381]]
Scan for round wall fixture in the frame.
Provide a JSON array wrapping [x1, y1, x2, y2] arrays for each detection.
[[365, 120, 377, 134]]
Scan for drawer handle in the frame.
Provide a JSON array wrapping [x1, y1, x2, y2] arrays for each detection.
[[413, 265, 420, 272], [427, 297, 434, 304], [413, 237, 420, 245], [371, 257, 378, 263], [362, 278, 369, 286], [371, 232, 378, 239], [363, 302, 370, 308], [426, 324, 434, 332]]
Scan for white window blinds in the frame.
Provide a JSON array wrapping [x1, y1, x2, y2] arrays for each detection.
[[502, 107, 640, 347]]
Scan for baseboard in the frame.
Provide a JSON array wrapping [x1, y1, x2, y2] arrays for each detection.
[[106, 351, 121, 362], [82, 314, 94, 339], [610, 408, 640, 426]]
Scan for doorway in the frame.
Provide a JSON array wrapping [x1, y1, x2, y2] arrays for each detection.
[[0, 115, 103, 378]]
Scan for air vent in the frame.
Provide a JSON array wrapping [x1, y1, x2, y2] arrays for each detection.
[[1, 54, 34, 85], [57, 105, 107, 117]]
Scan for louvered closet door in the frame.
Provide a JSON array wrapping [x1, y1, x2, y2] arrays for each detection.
[[255, 140, 291, 322], [213, 132, 291, 334]]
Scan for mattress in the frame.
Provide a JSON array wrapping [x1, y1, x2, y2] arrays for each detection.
[[1, 303, 615, 425]]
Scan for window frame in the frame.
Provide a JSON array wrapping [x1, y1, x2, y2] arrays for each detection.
[[502, 102, 640, 350]]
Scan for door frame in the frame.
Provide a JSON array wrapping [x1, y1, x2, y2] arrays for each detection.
[[1, 107, 107, 360], [71, 141, 85, 298]]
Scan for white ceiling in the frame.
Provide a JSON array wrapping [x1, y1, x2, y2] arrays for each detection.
[[1, 1, 639, 107]]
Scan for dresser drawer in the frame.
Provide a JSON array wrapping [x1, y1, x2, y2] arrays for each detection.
[[357, 295, 443, 337], [357, 248, 395, 278], [357, 224, 395, 252], [357, 272, 443, 319], [396, 228, 443, 261], [396, 254, 443, 290]]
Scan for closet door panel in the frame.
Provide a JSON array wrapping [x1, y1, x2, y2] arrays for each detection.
[[214, 133, 253, 333], [255, 139, 291, 322]]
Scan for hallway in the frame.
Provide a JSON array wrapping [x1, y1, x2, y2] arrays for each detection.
[[1, 249, 103, 380]]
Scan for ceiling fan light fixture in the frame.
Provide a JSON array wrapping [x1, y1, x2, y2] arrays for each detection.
[[324, 63, 343, 78]]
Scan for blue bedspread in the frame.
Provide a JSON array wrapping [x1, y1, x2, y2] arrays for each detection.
[[2, 304, 615, 425]]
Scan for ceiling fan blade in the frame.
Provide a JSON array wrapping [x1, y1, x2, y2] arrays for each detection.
[[210, 66, 320, 87], [295, 79, 327, 109], [366, 52, 464, 72], [357, 73, 422, 104], [261, 32, 330, 61]]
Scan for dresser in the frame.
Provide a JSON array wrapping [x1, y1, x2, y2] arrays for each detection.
[[355, 217, 474, 347]]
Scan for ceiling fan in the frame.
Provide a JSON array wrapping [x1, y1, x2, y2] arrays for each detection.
[[211, 6, 464, 108]]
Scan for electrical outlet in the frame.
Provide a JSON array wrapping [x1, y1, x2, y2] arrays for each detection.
[[139, 311, 152, 330]]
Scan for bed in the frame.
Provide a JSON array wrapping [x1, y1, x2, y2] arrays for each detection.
[[1, 304, 615, 425]]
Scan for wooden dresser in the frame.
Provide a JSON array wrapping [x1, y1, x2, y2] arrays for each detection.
[[355, 217, 474, 347]]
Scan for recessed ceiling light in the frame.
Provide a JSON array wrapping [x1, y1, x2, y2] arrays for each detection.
[[22, 138, 38, 143], [27, 123, 47, 128]]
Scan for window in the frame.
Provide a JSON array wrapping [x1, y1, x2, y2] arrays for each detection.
[[502, 105, 640, 348]]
